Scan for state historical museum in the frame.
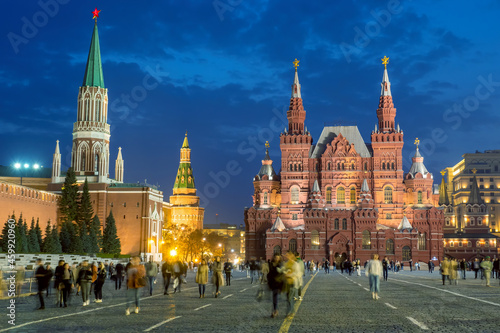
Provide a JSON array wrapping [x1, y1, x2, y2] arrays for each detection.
[[244, 58, 444, 265]]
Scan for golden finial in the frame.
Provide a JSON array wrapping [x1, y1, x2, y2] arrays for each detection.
[[414, 138, 420, 149], [185, 130, 188, 137], [472, 168, 477, 174], [265, 141, 270, 149], [381, 56, 389, 69], [440, 170, 446, 176], [293, 58, 300, 71]]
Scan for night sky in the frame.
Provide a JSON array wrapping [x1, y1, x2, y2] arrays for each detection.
[[2, 1, 500, 226]]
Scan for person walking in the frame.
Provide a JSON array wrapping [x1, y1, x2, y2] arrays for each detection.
[[45, 264, 54, 297], [172, 259, 184, 293], [161, 260, 172, 295], [125, 256, 146, 315], [450, 258, 458, 285], [115, 262, 124, 290], [224, 259, 233, 286], [35, 259, 48, 310], [77, 261, 93, 306], [212, 256, 224, 298], [94, 263, 107, 303], [440, 257, 451, 285], [460, 259, 467, 280], [281, 251, 300, 317], [473, 258, 480, 279], [261, 259, 269, 284], [267, 254, 283, 318], [365, 254, 382, 300], [145, 259, 158, 296], [196, 259, 209, 298], [54, 260, 65, 306], [382, 257, 389, 281], [480, 256, 493, 287], [61, 263, 74, 307]]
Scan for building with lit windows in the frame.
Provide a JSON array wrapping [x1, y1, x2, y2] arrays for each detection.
[[244, 58, 444, 265], [440, 150, 500, 260]]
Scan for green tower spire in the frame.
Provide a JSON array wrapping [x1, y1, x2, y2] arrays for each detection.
[[82, 21, 105, 88], [173, 133, 195, 190]]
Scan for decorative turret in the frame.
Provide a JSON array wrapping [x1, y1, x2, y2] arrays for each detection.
[[51, 140, 61, 183], [468, 169, 484, 205], [173, 132, 196, 193], [253, 142, 281, 208], [256, 141, 277, 181], [357, 178, 374, 209], [308, 180, 325, 208], [398, 214, 413, 230], [407, 139, 432, 179], [287, 59, 306, 134], [376, 56, 397, 133], [115, 147, 124, 183], [438, 170, 450, 206], [270, 215, 286, 232]]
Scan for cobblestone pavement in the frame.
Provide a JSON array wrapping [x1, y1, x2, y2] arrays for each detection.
[[1, 269, 499, 332]]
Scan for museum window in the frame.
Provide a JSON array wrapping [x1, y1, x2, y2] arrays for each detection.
[[364, 162, 367, 171], [337, 187, 345, 204], [476, 241, 481, 247], [467, 241, 472, 247], [291, 186, 299, 204], [289, 239, 297, 254], [137, 202, 140, 207], [418, 233, 426, 250], [384, 186, 393, 204], [391, 162, 395, 170], [294, 164, 297, 171], [289, 164, 293, 171], [362, 230, 371, 249], [458, 241, 463, 247], [110, 202, 113, 207], [382, 162, 385, 170], [263, 192, 268, 205], [386, 213, 392, 219], [351, 163, 355, 170], [136, 215, 139, 219], [470, 218, 475, 226], [326, 187, 332, 204], [350, 187, 356, 204], [450, 241, 454, 247], [273, 245, 281, 255], [402, 246, 411, 261], [311, 230, 320, 250], [478, 217, 482, 225], [123, 215, 126, 219], [327, 163, 331, 170], [386, 239, 394, 254], [417, 191, 423, 204], [445, 218, 450, 226], [342, 218, 347, 230], [298, 164, 302, 171], [292, 214, 298, 220], [334, 218, 339, 230]]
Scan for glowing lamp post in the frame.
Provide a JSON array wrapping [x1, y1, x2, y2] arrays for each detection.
[[13, 162, 42, 185]]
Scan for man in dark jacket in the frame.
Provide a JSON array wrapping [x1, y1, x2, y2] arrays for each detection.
[[35, 259, 48, 309], [224, 259, 233, 286], [115, 262, 124, 290], [161, 260, 172, 295], [54, 260, 65, 305]]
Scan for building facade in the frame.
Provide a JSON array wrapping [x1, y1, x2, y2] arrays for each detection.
[[441, 150, 500, 260], [244, 58, 444, 265]]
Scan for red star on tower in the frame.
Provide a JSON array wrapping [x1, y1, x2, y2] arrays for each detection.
[[92, 8, 101, 20]]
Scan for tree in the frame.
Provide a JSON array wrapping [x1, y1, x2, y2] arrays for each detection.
[[16, 215, 29, 253], [59, 221, 73, 253], [102, 211, 121, 254], [51, 224, 62, 254], [80, 223, 91, 253], [78, 178, 93, 229], [69, 222, 83, 253], [59, 167, 79, 224], [28, 218, 41, 253], [35, 218, 43, 251], [88, 215, 101, 253], [43, 222, 56, 253], [1, 216, 14, 252]]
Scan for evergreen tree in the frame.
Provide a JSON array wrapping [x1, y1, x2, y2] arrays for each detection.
[[80, 223, 90, 253], [88, 215, 101, 253], [16, 215, 29, 253], [28, 218, 41, 253], [102, 211, 121, 254], [51, 225, 62, 254], [35, 218, 43, 251], [1, 218, 11, 252], [69, 222, 83, 253], [22, 220, 30, 252], [59, 221, 73, 253], [78, 178, 94, 229], [59, 167, 79, 224], [42, 222, 54, 253]]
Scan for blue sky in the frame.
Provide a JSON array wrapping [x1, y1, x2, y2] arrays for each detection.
[[2, 1, 500, 225]]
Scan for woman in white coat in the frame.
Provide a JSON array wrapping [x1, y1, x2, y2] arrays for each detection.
[[365, 254, 382, 300]]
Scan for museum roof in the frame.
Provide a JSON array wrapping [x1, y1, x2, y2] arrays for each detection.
[[310, 126, 371, 158]]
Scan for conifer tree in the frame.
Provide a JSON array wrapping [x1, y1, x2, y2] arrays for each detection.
[[59, 221, 72, 253], [88, 215, 101, 253], [51, 225, 62, 254], [102, 211, 121, 254], [1, 218, 11, 252], [80, 223, 91, 253], [16, 215, 29, 253], [35, 218, 43, 251], [78, 178, 93, 229], [69, 222, 83, 253], [59, 167, 79, 224], [43, 222, 54, 253], [28, 218, 41, 253]]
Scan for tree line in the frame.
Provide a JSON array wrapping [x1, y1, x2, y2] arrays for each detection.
[[0, 168, 121, 255]]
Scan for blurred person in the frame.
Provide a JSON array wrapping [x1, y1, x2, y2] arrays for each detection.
[[161, 259, 172, 295], [35, 259, 48, 310], [61, 263, 74, 307], [212, 256, 224, 297], [94, 262, 107, 302], [76, 261, 93, 306], [365, 253, 382, 300], [145, 259, 158, 296], [267, 254, 283, 318], [480, 256, 493, 287], [125, 256, 146, 315], [224, 259, 233, 286], [196, 259, 209, 298]]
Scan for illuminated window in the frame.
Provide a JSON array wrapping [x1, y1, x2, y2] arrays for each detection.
[[386, 239, 394, 254], [273, 245, 281, 255], [326, 187, 332, 204], [311, 230, 320, 250], [417, 191, 423, 204], [445, 218, 450, 226], [418, 233, 426, 250], [402, 246, 411, 261], [342, 218, 347, 230], [476, 241, 480, 247], [289, 239, 297, 253], [334, 218, 339, 230], [291, 186, 299, 204], [337, 187, 345, 204], [467, 241, 472, 247], [470, 218, 475, 226], [478, 217, 482, 225], [450, 241, 454, 247], [362, 230, 371, 249], [292, 214, 297, 220], [384, 186, 393, 204], [263, 192, 268, 205], [350, 187, 356, 204]]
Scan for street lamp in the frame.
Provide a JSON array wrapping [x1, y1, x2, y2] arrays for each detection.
[[13, 162, 42, 185]]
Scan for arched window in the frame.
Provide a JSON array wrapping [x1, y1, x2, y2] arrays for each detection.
[[362, 230, 371, 249], [289, 164, 293, 171], [364, 162, 367, 171], [289, 239, 297, 254], [273, 245, 281, 255], [298, 164, 302, 171], [350, 187, 356, 204], [291, 186, 299, 204], [311, 230, 320, 250], [95, 100, 101, 122], [417, 191, 423, 204], [418, 233, 426, 250], [382, 162, 385, 170], [386, 239, 394, 254], [327, 163, 331, 170], [334, 218, 339, 230], [337, 187, 345, 204], [294, 164, 297, 171], [326, 187, 332, 204], [467, 241, 472, 247], [351, 163, 355, 170], [384, 186, 393, 204], [478, 217, 482, 225], [94, 154, 99, 172], [337, 163, 341, 170], [391, 162, 395, 170], [342, 163, 345, 170], [263, 192, 268, 205], [402, 246, 411, 261], [342, 218, 347, 230], [81, 150, 86, 171], [470, 217, 475, 226]]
